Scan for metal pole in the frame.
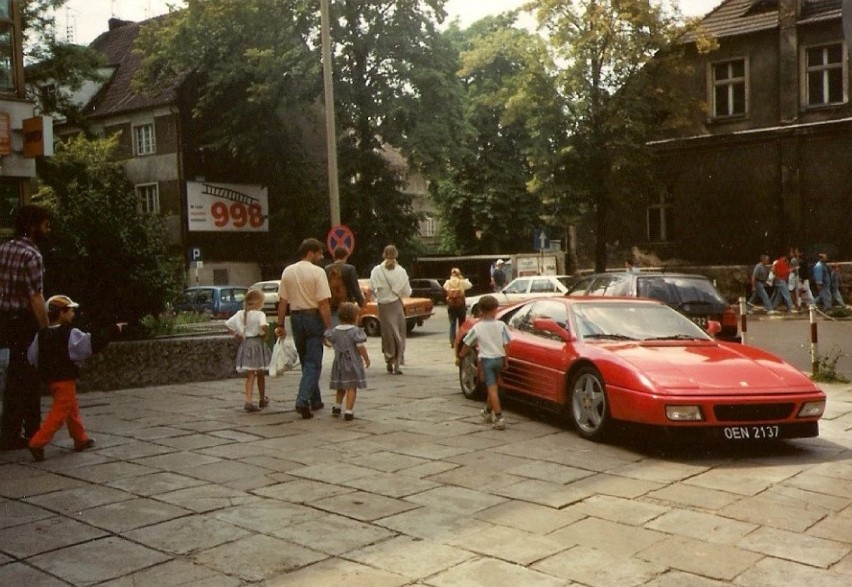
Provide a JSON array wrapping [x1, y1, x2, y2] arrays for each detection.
[[738, 296, 748, 345], [320, 0, 341, 227], [809, 305, 819, 374]]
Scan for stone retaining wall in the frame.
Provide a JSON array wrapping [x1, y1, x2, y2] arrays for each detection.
[[79, 335, 239, 392]]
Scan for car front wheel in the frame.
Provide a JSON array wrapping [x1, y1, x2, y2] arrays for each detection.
[[459, 352, 485, 400], [568, 366, 611, 441], [362, 317, 381, 337]]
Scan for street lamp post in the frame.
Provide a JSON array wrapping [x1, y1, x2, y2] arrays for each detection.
[[320, 0, 340, 227]]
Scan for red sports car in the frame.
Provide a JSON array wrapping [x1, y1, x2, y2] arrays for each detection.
[[455, 297, 826, 442]]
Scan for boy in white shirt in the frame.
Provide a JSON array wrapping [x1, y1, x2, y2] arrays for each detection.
[[457, 295, 511, 430]]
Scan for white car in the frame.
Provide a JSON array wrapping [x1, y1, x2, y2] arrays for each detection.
[[466, 275, 573, 316], [249, 280, 280, 314]]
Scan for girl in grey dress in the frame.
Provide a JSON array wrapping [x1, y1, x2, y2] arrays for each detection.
[[328, 303, 370, 420]]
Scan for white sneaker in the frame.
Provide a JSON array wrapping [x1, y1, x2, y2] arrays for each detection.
[[480, 408, 494, 423], [492, 416, 505, 430]]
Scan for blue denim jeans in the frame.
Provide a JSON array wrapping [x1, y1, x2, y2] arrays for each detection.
[[749, 281, 772, 310], [290, 311, 325, 408], [771, 281, 793, 311]]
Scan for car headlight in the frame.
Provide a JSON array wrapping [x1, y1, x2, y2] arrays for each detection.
[[666, 405, 703, 421], [798, 401, 826, 418]]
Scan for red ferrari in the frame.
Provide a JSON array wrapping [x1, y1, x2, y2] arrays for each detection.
[[455, 297, 826, 442]]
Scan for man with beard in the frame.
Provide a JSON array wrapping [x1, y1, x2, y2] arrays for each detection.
[[0, 205, 51, 450]]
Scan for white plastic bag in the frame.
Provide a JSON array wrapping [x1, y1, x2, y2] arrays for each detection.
[[268, 338, 298, 377]]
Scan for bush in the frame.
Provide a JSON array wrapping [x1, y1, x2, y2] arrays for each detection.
[[811, 346, 850, 383], [138, 311, 211, 338]]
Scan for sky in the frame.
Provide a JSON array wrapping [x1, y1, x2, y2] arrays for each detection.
[[63, 0, 721, 45]]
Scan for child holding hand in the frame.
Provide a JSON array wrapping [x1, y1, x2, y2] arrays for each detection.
[[226, 289, 271, 412], [328, 302, 370, 420]]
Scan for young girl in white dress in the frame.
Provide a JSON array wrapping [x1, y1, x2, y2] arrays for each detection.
[[328, 302, 370, 420], [225, 289, 272, 412]]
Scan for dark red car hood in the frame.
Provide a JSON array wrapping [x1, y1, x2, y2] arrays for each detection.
[[604, 341, 819, 395]]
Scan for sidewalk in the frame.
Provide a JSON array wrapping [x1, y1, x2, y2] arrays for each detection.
[[1, 327, 851, 586]]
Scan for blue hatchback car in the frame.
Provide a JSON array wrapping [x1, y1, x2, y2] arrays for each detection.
[[173, 286, 248, 318]]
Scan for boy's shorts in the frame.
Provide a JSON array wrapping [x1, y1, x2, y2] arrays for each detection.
[[480, 357, 504, 387]]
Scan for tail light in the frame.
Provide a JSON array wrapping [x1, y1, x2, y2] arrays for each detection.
[[722, 307, 738, 330]]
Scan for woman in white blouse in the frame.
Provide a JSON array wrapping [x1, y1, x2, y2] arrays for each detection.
[[369, 245, 412, 374]]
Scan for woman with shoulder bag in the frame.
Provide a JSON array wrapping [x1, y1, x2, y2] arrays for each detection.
[[369, 245, 412, 375], [444, 267, 472, 348]]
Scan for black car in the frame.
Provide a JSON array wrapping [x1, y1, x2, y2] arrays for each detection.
[[565, 272, 741, 342], [409, 278, 446, 305]]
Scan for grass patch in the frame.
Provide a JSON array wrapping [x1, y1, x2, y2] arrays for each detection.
[[811, 345, 850, 383]]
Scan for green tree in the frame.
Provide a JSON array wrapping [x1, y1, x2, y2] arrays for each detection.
[[528, 0, 701, 271], [134, 0, 464, 268], [432, 15, 566, 254], [35, 135, 180, 326]]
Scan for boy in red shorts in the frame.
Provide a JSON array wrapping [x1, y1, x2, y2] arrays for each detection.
[[26, 295, 122, 462]]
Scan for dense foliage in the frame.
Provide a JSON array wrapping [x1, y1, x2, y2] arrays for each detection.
[[35, 135, 181, 326]]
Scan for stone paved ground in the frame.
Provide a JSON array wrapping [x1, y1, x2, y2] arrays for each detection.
[[1, 322, 850, 586]]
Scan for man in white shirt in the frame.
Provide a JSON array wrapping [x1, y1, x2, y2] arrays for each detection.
[[276, 238, 332, 418]]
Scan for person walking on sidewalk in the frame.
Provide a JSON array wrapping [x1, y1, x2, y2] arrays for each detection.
[[0, 204, 51, 451], [225, 289, 271, 412], [769, 251, 794, 313], [277, 238, 332, 419], [328, 302, 370, 421], [456, 295, 511, 430], [325, 246, 365, 327], [369, 245, 411, 375], [26, 295, 122, 462], [748, 254, 776, 314], [443, 267, 472, 347]]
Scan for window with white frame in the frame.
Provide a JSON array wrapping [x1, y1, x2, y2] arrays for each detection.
[[136, 183, 159, 214], [133, 123, 156, 156], [420, 216, 436, 237], [711, 58, 747, 118], [805, 43, 846, 107], [647, 194, 673, 242]]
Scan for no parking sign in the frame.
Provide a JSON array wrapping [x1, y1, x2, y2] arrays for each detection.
[[326, 225, 355, 255]]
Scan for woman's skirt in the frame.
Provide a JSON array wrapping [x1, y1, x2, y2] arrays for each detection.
[[377, 299, 406, 365]]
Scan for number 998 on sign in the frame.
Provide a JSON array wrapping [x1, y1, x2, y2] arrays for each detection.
[[210, 202, 265, 228]]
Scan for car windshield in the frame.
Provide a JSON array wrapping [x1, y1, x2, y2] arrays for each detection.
[[573, 301, 711, 342]]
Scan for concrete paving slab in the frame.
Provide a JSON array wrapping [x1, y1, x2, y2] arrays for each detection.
[[123, 514, 252, 555], [191, 533, 326, 583], [397, 460, 460, 479], [645, 482, 742, 510], [719, 490, 836, 532], [505, 459, 594, 484], [0, 470, 86, 498], [549, 517, 669, 557], [685, 464, 802, 496], [403, 485, 507, 514], [533, 544, 667, 586], [494, 478, 591, 508], [347, 535, 474, 580], [265, 556, 410, 587], [376, 505, 494, 543], [784, 471, 852, 499], [178, 459, 275, 484], [312, 490, 421, 521], [445, 524, 566, 565], [342, 470, 440, 498], [388, 441, 472, 460], [568, 494, 669, 526], [473, 500, 584, 535], [24, 484, 135, 514], [151, 483, 261, 513], [0, 515, 107, 558], [733, 556, 851, 587], [96, 439, 176, 460], [27, 535, 171, 585], [0, 499, 54, 528], [609, 458, 711, 484], [272, 512, 396, 555], [568, 472, 665, 498], [425, 464, 526, 491], [637, 535, 763, 581], [737, 526, 850, 568], [287, 462, 380, 484], [0, 561, 70, 586], [130, 450, 223, 471], [105, 470, 207, 496], [344, 450, 431, 473], [71, 496, 191, 533], [427, 556, 567, 587], [98, 559, 241, 587], [643, 570, 731, 586], [210, 499, 317, 533], [252, 478, 354, 503], [59, 460, 158, 484], [645, 508, 759, 544]]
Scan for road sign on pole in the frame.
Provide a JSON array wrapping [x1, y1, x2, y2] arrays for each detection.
[[327, 225, 355, 255]]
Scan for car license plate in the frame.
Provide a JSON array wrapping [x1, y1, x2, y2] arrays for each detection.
[[723, 425, 780, 440], [691, 316, 707, 328]]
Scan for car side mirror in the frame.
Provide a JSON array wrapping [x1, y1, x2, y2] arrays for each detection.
[[706, 320, 722, 335], [532, 318, 573, 342]]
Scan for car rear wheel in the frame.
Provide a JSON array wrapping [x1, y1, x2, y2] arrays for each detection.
[[459, 352, 485, 400], [362, 317, 381, 337], [568, 366, 611, 441]]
